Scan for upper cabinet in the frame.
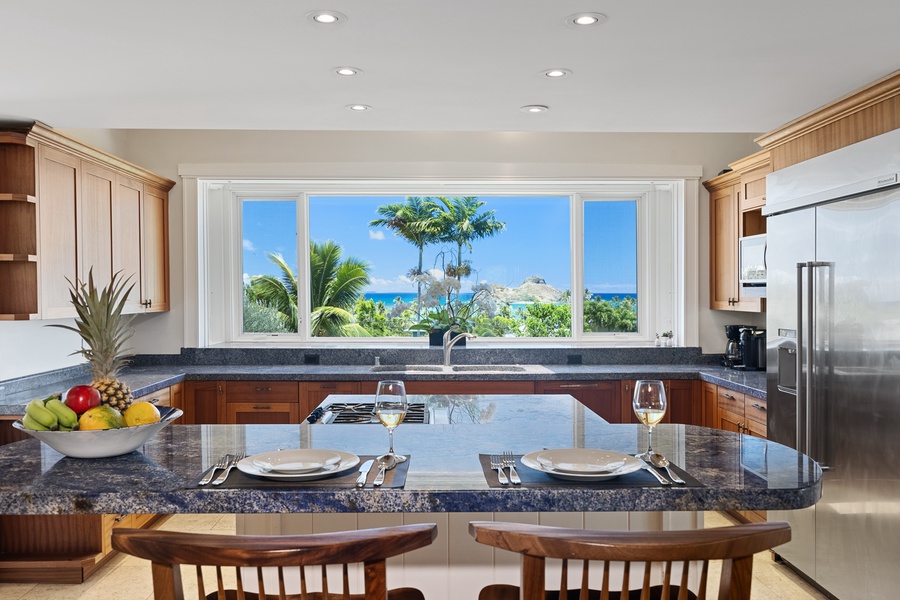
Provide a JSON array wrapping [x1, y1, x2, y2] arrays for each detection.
[[703, 151, 769, 313], [0, 123, 174, 319]]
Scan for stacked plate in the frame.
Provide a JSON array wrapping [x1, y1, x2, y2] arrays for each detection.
[[237, 449, 360, 481], [520, 448, 642, 481]]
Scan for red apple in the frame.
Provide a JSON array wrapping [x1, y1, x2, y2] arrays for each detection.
[[65, 384, 102, 415]]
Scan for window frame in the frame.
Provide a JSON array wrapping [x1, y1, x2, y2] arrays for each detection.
[[199, 178, 684, 347]]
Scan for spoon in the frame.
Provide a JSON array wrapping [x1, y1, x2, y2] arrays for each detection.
[[649, 453, 686, 485], [373, 454, 396, 487]]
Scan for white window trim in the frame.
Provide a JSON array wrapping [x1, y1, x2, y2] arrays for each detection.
[[182, 169, 700, 349]]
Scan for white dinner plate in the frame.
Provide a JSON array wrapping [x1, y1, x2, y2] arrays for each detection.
[[250, 449, 342, 474], [521, 449, 642, 481], [238, 450, 359, 480]]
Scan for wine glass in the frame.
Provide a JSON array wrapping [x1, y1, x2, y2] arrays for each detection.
[[632, 380, 667, 460], [374, 380, 408, 463]]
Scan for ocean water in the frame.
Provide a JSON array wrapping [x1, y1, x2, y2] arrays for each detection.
[[362, 292, 635, 309]]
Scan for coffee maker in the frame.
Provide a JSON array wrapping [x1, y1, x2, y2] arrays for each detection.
[[724, 324, 748, 367], [739, 327, 766, 371]]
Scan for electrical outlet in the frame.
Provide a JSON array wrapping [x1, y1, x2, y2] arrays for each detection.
[[303, 354, 320, 365], [567, 354, 582, 365]]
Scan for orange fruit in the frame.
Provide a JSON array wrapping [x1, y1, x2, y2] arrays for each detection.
[[123, 401, 161, 427], [78, 405, 125, 431]]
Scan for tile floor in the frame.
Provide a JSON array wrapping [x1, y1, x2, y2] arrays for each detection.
[[0, 512, 829, 600]]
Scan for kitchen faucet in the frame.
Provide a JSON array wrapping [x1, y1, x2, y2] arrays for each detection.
[[443, 325, 476, 367]]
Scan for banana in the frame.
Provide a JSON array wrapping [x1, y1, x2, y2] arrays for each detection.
[[57, 424, 75, 432], [22, 413, 51, 431], [43, 393, 62, 403], [45, 398, 78, 428], [26, 399, 58, 429]]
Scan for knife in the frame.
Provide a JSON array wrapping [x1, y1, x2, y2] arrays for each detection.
[[355, 459, 375, 488]]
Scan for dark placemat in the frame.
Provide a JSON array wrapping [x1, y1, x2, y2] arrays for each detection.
[[479, 454, 703, 489], [191, 455, 410, 489]]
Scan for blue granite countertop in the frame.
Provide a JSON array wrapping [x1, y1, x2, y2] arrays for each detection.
[[0, 394, 818, 515], [0, 363, 765, 415]]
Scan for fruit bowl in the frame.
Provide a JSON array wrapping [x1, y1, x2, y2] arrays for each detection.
[[12, 406, 183, 459]]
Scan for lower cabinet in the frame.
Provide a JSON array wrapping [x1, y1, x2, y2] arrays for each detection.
[[0, 512, 168, 583], [183, 380, 225, 424], [300, 381, 361, 420], [620, 380, 701, 426], [224, 381, 300, 425], [400, 380, 536, 395], [535, 381, 622, 423]]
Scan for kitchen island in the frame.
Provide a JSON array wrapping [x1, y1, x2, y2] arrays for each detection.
[[0, 394, 818, 595], [0, 394, 817, 515]]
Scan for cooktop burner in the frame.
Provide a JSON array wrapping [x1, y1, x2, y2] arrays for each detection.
[[311, 402, 428, 424]]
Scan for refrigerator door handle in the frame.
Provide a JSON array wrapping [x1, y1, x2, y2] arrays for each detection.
[[796, 262, 809, 456]]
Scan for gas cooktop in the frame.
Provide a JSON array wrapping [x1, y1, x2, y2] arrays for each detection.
[[307, 402, 429, 424]]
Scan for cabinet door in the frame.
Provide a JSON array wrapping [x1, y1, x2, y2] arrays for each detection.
[[665, 380, 700, 425], [536, 381, 621, 423], [709, 184, 739, 311], [183, 381, 224, 424], [79, 161, 115, 290], [701, 382, 719, 428], [38, 145, 80, 318], [113, 174, 143, 313], [717, 408, 744, 434], [402, 381, 535, 395], [226, 402, 299, 425], [744, 396, 767, 437], [142, 184, 169, 312], [300, 381, 360, 419]]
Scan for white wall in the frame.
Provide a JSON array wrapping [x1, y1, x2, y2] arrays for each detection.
[[1, 130, 764, 380]]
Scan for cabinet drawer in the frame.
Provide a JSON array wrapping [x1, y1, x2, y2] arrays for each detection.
[[744, 396, 768, 426], [226, 402, 300, 424], [141, 387, 171, 407], [225, 381, 298, 403], [716, 387, 745, 414]]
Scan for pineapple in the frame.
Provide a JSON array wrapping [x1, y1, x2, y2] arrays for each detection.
[[48, 269, 136, 411]]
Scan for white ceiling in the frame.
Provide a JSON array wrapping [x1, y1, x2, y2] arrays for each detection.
[[2, 1, 899, 134]]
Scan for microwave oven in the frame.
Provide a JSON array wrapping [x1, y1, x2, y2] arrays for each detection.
[[739, 233, 766, 297]]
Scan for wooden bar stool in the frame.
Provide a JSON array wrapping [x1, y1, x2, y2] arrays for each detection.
[[469, 521, 790, 600], [113, 523, 437, 600]]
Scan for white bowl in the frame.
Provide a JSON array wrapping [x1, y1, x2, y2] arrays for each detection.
[[12, 406, 183, 459]]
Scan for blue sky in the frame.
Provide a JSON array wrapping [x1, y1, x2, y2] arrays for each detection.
[[241, 196, 636, 295]]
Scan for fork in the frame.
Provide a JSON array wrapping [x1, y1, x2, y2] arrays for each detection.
[[490, 455, 509, 485], [502, 451, 521, 485], [212, 452, 245, 486], [199, 454, 230, 486]]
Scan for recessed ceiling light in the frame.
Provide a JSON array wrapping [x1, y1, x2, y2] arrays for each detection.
[[565, 12, 608, 27], [520, 105, 549, 113], [335, 67, 362, 76], [307, 10, 346, 25], [542, 68, 571, 79], [346, 104, 371, 112]]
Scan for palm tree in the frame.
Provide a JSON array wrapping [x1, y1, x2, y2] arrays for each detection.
[[246, 252, 299, 331], [369, 196, 441, 309], [309, 240, 372, 337], [247, 243, 372, 337], [432, 196, 505, 278]]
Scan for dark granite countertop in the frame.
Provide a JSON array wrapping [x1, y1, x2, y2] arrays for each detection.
[[0, 394, 818, 515], [0, 362, 765, 415]]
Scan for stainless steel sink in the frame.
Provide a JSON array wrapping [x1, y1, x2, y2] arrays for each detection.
[[370, 365, 446, 372], [450, 365, 527, 372]]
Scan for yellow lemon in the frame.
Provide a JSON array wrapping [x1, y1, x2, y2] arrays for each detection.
[[78, 405, 125, 431], [123, 401, 161, 427]]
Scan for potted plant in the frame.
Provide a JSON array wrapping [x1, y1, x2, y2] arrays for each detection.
[[408, 274, 494, 346], [661, 331, 674, 347]]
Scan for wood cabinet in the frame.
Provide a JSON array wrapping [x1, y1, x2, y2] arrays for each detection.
[[0, 122, 174, 319], [301, 381, 361, 419], [701, 381, 719, 428], [703, 150, 768, 313], [715, 386, 766, 438], [183, 380, 225, 424], [400, 380, 535, 396], [535, 381, 621, 423], [224, 381, 300, 424], [620, 380, 701, 426]]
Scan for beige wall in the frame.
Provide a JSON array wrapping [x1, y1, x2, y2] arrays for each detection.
[[2, 130, 765, 380]]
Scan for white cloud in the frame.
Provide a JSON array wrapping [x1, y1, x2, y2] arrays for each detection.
[[243, 239, 256, 251], [369, 230, 385, 240], [243, 273, 251, 285]]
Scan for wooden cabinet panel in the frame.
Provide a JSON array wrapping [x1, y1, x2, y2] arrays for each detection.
[[301, 381, 360, 419], [536, 381, 622, 423], [621, 380, 701, 426], [183, 380, 224, 424], [701, 381, 718, 428], [0, 415, 30, 446], [113, 174, 144, 313], [38, 144, 80, 318], [716, 387, 744, 416], [717, 408, 744, 434], [226, 402, 299, 425], [80, 161, 116, 290], [402, 380, 535, 395], [142, 183, 169, 311], [226, 381, 299, 403]]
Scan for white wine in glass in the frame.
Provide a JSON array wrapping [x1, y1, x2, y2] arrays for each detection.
[[633, 379, 667, 460], [375, 380, 408, 463]]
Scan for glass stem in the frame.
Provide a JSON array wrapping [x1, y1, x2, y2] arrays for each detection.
[[647, 426, 654, 455], [388, 428, 395, 455]]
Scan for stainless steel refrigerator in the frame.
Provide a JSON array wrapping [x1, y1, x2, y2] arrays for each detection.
[[765, 128, 900, 599]]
